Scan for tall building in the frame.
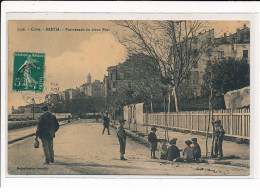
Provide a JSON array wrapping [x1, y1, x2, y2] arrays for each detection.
[[180, 25, 250, 98], [87, 73, 92, 84], [92, 80, 104, 97], [67, 89, 77, 100], [213, 24, 250, 61], [79, 73, 104, 98]]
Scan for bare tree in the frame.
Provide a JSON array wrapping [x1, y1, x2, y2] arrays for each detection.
[[113, 20, 214, 112]]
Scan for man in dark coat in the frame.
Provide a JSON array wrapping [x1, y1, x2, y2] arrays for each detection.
[[117, 119, 127, 160], [191, 138, 201, 162], [213, 120, 225, 159], [148, 127, 158, 159], [102, 112, 110, 135], [166, 138, 180, 161], [36, 106, 59, 164]]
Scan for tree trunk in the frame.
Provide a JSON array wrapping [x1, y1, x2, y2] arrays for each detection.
[[166, 92, 171, 141], [150, 94, 154, 113], [145, 106, 148, 135], [210, 89, 215, 157], [173, 86, 179, 112], [163, 96, 167, 141], [128, 105, 131, 130], [206, 88, 213, 157]]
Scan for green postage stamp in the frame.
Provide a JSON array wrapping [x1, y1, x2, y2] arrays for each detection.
[[12, 52, 45, 92]]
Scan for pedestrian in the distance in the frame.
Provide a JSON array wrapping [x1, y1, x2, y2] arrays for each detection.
[[148, 127, 158, 159], [191, 138, 201, 162], [183, 140, 194, 163], [213, 120, 225, 159], [36, 106, 59, 164], [117, 119, 127, 160], [102, 112, 110, 135], [166, 138, 180, 161]]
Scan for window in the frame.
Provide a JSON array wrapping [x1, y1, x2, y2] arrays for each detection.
[[207, 49, 212, 57], [193, 37, 198, 44], [112, 82, 117, 88], [243, 50, 248, 59], [218, 51, 224, 59], [194, 61, 198, 68], [193, 49, 198, 57], [193, 71, 199, 84]]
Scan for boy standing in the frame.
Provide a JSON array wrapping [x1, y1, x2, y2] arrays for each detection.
[[191, 138, 201, 162], [148, 127, 158, 159], [183, 140, 194, 163], [117, 119, 127, 160], [213, 120, 225, 159]]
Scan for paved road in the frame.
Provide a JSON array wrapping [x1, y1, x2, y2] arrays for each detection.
[[8, 120, 250, 176]]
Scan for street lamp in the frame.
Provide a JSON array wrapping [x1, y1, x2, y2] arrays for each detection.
[[32, 98, 35, 120]]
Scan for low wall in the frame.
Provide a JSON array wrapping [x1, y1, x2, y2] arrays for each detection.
[[9, 113, 72, 120], [8, 117, 69, 130]]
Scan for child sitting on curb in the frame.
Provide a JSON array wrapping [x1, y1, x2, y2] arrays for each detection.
[[183, 140, 194, 163], [191, 138, 201, 162], [166, 138, 180, 161]]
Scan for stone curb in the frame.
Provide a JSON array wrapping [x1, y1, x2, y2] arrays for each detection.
[[8, 121, 70, 145], [110, 124, 150, 148]]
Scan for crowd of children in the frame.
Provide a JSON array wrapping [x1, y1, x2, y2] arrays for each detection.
[[112, 118, 224, 162], [147, 126, 203, 163]]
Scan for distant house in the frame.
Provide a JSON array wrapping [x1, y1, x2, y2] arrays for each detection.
[[180, 25, 250, 98]]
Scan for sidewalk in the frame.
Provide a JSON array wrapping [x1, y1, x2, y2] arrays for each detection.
[[111, 122, 250, 168], [8, 120, 69, 144]]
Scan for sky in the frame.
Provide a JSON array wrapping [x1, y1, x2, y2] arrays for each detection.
[[8, 20, 249, 112]]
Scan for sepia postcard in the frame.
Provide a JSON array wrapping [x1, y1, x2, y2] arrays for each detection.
[[5, 16, 254, 177]]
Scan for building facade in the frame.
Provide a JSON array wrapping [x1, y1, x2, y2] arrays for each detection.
[[79, 74, 104, 98], [180, 25, 250, 98]]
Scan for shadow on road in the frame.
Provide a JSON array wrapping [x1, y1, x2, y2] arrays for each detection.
[[53, 161, 139, 170]]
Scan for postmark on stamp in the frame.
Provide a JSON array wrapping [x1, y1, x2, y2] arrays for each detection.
[[12, 52, 45, 92]]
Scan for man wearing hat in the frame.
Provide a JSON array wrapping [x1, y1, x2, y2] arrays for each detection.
[[213, 120, 225, 159], [117, 119, 127, 160], [166, 138, 180, 161], [191, 138, 201, 162], [148, 127, 158, 159], [102, 111, 110, 135], [183, 140, 194, 163], [36, 106, 59, 164]]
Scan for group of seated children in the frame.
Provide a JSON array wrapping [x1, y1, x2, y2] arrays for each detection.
[[148, 127, 201, 163]]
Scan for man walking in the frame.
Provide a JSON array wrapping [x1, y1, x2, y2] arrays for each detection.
[[36, 106, 59, 164], [102, 112, 110, 135]]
